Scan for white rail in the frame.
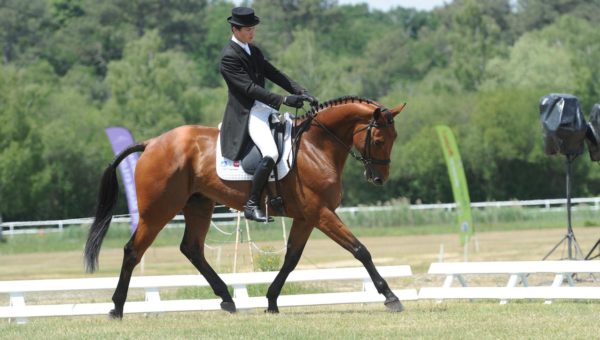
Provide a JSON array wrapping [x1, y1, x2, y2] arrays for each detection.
[[3, 261, 600, 323], [419, 261, 600, 304], [337, 196, 600, 213], [0, 212, 238, 236], [0, 265, 416, 323], [2, 197, 600, 236]]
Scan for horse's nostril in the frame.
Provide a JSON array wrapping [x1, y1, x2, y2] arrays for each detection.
[[373, 177, 383, 185]]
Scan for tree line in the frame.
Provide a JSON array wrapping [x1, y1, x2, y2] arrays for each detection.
[[1, 0, 600, 221]]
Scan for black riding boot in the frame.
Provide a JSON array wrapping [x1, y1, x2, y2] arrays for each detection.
[[244, 157, 275, 223]]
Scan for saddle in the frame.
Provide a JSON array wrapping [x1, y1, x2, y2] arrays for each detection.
[[215, 112, 296, 182], [240, 114, 287, 175], [216, 111, 311, 214]]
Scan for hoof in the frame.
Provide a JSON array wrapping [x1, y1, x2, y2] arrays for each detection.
[[384, 297, 404, 312], [108, 309, 123, 319], [220, 301, 237, 314], [264, 307, 279, 314]]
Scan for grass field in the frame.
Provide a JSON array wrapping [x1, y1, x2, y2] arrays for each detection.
[[2, 302, 600, 339], [1, 206, 600, 338]]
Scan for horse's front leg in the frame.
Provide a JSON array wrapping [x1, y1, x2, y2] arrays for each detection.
[[265, 218, 313, 313], [317, 208, 404, 312]]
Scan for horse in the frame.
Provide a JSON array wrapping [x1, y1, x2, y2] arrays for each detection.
[[84, 95, 406, 318]]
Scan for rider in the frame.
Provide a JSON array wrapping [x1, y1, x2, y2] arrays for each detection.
[[219, 7, 317, 223]]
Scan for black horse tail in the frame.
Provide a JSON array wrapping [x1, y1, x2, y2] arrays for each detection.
[[84, 143, 146, 273]]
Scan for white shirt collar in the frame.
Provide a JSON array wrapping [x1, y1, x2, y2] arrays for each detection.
[[231, 35, 251, 55]]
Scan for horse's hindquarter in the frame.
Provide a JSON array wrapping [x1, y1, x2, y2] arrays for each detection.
[[186, 126, 250, 210], [135, 125, 219, 216]]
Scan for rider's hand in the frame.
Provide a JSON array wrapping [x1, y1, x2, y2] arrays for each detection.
[[302, 92, 318, 106], [283, 95, 304, 108]]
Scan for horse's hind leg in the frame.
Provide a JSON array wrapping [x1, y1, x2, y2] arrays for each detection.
[[266, 219, 313, 313], [317, 209, 404, 312], [180, 194, 235, 313], [110, 217, 167, 319]]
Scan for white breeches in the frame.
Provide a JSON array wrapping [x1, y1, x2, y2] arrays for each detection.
[[248, 101, 279, 162]]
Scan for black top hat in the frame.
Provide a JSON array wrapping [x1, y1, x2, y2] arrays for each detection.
[[227, 7, 260, 27]]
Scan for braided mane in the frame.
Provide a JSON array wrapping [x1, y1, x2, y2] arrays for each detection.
[[290, 95, 387, 164], [307, 95, 381, 116], [291, 95, 382, 140]]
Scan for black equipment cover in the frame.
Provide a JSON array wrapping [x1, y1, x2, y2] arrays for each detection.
[[586, 103, 600, 161], [539, 93, 586, 156]]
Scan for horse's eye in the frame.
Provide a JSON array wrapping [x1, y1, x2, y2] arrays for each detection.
[[374, 139, 384, 146]]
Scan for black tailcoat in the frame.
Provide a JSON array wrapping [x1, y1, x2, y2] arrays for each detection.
[[219, 40, 304, 160]]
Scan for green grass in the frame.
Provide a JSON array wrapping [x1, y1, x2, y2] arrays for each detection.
[[1, 301, 599, 339]]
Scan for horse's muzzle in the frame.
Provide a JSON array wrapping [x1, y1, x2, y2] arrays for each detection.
[[364, 169, 384, 186]]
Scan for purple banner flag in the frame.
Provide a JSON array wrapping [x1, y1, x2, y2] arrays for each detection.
[[105, 127, 140, 233]]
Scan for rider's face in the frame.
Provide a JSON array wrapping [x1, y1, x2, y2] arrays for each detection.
[[233, 26, 256, 44]]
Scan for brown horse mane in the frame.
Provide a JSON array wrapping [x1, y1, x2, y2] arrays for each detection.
[[307, 95, 382, 117], [292, 95, 382, 132], [290, 96, 384, 157]]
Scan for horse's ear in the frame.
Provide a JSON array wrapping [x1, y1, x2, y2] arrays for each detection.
[[390, 103, 407, 117], [373, 107, 382, 120]]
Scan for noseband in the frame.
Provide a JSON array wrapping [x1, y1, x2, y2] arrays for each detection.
[[312, 108, 394, 170]]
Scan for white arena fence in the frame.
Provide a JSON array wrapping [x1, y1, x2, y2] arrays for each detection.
[[3, 261, 600, 323], [2, 197, 600, 236], [418, 260, 600, 304], [1, 265, 417, 324]]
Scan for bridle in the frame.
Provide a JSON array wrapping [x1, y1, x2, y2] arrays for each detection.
[[311, 107, 394, 172]]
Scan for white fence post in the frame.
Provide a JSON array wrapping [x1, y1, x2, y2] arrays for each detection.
[[9, 292, 27, 324], [144, 287, 161, 303]]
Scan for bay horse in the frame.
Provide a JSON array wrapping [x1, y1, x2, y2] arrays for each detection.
[[85, 96, 406, 318]]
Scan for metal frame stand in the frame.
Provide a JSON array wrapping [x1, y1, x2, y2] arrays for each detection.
[[586, 240, 600, 260], [543, 155, 585, 260]]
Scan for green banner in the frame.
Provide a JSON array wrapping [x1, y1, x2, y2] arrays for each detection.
[[435, 125, 474, 245]]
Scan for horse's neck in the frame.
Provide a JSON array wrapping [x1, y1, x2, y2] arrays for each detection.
[[316, 104, 372, 142], [303, 103, 372, 166]]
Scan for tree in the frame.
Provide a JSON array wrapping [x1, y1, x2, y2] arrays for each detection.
[[356, 28, 412, 98], [0, 61, 105, 219], [0, 0, 49, 64], [252, 0, 336, 53], [102, 30, 207, 139], [109, 0, 208, 49], [50, 0, 85, 26], [483, 15, 600, 108], [511, 0, 593, 34], [441, 0, 512, 91], [194, 0, 235, 87], [481, 33, 577, 93], [275, 30, 361, 100]]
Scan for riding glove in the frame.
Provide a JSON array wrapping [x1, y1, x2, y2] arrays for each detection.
[[302, 92, 319, 106], [283, 95, 305, 108]]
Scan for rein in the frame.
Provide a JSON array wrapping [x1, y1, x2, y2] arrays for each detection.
[[289, 97, 395, 180], [311, 108, 393, 167]]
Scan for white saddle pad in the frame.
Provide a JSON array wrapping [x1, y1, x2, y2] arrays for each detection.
[[216, 113, 295, 181]]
